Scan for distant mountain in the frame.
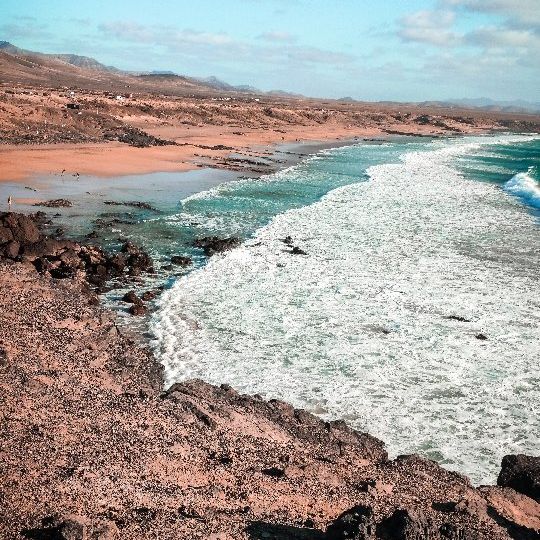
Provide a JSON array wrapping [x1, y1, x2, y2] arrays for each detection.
[[0, 40, 19, 54], [0, 41, 120, 73], [0, 40, 305, 100], [195, 76, 259, 94], [421, 98, 540, 114], [52, 53, 120, 73], [148, 70, 177, 76], [267, 89, 305, 99]]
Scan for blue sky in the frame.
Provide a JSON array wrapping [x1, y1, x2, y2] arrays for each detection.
[[1, 0, 538, 102]]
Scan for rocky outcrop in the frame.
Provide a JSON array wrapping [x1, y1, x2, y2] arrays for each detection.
[[193, 235, 241, 256], [0, 252, 538, 539], [103, 126, 175, 148], [103, 201, 159, 212], [498, 455, 540, 503], [33, 198, 73, 208], [170, 254, 192, 266], [0, 212, 154, 291]]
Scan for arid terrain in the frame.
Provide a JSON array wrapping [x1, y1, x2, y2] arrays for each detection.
[[1, 42, 539, 183], [1, 42, 540, 540], [1, 213, 539, 540]]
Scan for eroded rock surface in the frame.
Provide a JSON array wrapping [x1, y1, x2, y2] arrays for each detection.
[[0, 258, 538, 539]]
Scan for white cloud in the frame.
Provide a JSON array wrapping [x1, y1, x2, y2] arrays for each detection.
[[258, 31, 297, 43], [442, 0, 540, 27], [98, 21, 354, 70], [398, 10, 461, 46], [467, 27, 540, 49]]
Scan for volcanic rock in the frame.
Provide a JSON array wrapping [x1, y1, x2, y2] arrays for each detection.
[[33, 198, 73, 208], [325, 505, 375, 539], [498, 455, 540, 503], [170, 255, 192, 266], [193, 236, 240, 256], [123, 290, 140, 304], [129, 303, 148, 316]]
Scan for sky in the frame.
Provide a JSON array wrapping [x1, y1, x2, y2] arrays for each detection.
[[0, 0, 538, 102]]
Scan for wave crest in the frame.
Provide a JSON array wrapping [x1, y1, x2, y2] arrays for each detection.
[[503, 168, 540, 209]]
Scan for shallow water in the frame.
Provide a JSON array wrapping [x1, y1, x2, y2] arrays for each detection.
[[151, 134, 540, 485]]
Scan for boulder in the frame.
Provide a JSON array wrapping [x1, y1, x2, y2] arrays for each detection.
[[123, 290, 140, 304], [326, 505, 376, 539], [170, 255, 192, 266], [4, 241, 20, 258], [1, 213, 40, 244], [0, 226, 14, 244], [129, 303, 148, 316], [141, 290, 158, 302], [498, 455, 540, 503], [59, 249, 82, 269], [193, 236, 240, 256], [107, 253, 126, 274]]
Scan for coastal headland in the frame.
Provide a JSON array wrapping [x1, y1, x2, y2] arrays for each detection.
[[1, 213, 539, 540], [1, 44, 540, 540]]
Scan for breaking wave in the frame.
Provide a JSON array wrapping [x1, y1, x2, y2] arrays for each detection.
[[151, 135, 540, 484], [503, 168, 540, 209]]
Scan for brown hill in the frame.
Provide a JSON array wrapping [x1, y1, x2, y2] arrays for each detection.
[[0, 41, 232, 96]]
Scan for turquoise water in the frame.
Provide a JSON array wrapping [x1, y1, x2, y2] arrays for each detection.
[[4, 133, 537, 483], [152, 134, 540, 485], [455, 137, 540, 212]]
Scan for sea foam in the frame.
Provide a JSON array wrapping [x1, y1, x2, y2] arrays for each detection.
[[151, 135, 540, 484], [504, 168, 540, 209]]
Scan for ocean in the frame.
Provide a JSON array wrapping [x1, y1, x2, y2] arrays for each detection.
[[150, 134, 540, 485]]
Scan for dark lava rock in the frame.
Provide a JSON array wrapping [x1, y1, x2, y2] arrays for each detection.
[[376, 509, 430, 539], [281, 235, 294, 246], [475, 333, 488, 340], [104, 201, 159, 212], [446, 315, 471, 323], [104, 126, 175, 148], [0, 212, 41, 244], [4, 240, 20, 258], [123, 290, 140, 304], [21, 515, 118, 540], [33, 199, 73, 208], [262, 467, 285, 478], [141, 290, 158, 302], [129, 303, 148, 316], [121, 242, 154, 273], [0, 347, 9, 366], [325, 505, 375, 539], [0, 226, 14, 244], [108, 253, 126, 273], [193, 236, 240, 256], [498, 454, 540, 503], [121, 241, 140, 255], [290, 246, 307, 255], [170, 255, 192, 266]]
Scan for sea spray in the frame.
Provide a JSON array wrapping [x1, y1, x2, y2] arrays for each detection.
[[152, 135, 540, 484], [503, 167, 540, 209]]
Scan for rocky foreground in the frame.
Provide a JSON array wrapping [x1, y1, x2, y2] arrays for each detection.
[[0, 213, 539, 540]]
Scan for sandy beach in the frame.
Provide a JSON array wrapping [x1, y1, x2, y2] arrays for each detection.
[[2, 81, 539, 185], [1, 30, 540, 540]]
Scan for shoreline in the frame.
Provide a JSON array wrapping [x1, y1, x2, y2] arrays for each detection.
[[0, 213, 539, 537], [0, 125, 380, 184], [1, 112, 532, 185]]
